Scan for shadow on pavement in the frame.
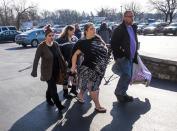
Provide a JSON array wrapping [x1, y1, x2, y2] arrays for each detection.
[[0, 41, 14, 44], [9, 92, 96, 131], [5, 46, 33, 50], [9, 91, 72, 131], [52, 95, 97, 131], [150, 78, 177, 92], [101, 98, 151, 131], [9, 102, 63, 131]]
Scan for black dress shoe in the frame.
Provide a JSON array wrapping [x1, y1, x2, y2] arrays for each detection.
[[124, 94, 134, 102], [115, 95, 126, 103], [115, 94, 133, 103]]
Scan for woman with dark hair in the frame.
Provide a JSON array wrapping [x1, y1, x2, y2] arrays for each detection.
[[71, 22, 109, 113], [31, 25, 66, 112], [56, 25, 78, 99]]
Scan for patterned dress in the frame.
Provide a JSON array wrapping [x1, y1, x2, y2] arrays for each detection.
[[73, 36, 109, 91]]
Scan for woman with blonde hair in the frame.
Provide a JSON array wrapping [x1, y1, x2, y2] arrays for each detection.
[[56, 25, 78, 99]]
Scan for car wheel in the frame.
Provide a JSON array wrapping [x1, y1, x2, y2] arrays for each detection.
[[31, 40, 38, 47]]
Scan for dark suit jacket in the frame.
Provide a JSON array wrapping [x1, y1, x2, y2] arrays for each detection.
[[111, 22, 139, 63]]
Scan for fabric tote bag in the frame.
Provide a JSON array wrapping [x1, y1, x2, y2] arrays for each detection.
[[130, 55, 152, 87]]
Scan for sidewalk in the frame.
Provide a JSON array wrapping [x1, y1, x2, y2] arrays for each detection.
[[0, 41, 177, 131], [5, 62, 177, 131]]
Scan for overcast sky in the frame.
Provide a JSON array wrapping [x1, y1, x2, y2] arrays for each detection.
[[31, 0, 150, 14]]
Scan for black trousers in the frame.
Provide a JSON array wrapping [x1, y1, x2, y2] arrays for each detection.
[[46, 77, 61, 108]]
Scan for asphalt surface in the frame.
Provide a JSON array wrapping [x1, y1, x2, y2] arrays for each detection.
[[0, 36, 177, 131]]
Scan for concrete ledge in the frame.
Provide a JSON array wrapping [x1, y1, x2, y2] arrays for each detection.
[[140, 55, 177, 82]]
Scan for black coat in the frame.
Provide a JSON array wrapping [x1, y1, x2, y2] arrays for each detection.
[[110, 22, 139, 63], [56, 37, 76, 63]]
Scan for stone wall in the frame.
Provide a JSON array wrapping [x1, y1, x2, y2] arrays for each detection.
[[140, 55, 177, 82]]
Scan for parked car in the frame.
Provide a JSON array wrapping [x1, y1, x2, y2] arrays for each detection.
[[15, 29, 45, 47], [163, 22, 177, 35], [0, 26, 17, 33], [137, 23, 148, 35], [52, 25, 65, 34], [0, 30, 21, 42], [142, 22, 169, 35]]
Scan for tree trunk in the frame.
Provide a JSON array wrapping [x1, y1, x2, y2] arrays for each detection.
[[165, 13, 168, 22], [169, 13, 173, 23], [16, 14, 21, 30]]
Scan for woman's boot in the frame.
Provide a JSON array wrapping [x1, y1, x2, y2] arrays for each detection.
[[46, 90, 54, 106], [63, 88, 72, 99], [70, 85, 78, 96]]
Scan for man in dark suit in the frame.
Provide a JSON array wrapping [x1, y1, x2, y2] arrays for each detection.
[[111, 10, 139, 103]]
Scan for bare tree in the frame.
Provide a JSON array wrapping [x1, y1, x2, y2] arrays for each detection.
[[123, 1, 142, 18], [0, 0, 14, 25], [168, 0, 177, 22], [149, 0, 177, 22], [12, 0, 37, 30], [40, 10, 52, 20], [96, 8, 119, 21]]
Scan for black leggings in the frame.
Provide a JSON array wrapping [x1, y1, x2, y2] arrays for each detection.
[[46, 77, 61, 107]]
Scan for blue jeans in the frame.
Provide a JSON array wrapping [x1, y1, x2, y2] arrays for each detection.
[[112, 57, 133, 95]]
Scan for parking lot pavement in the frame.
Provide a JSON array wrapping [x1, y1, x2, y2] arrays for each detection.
[[0, 39, 177, 131]]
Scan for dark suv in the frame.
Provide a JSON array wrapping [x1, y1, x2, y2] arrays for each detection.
[[0, 26, 20, 42], [0, 30, 20, 42]]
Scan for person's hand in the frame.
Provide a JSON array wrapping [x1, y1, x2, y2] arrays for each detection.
[[71, 66, 77, 74]]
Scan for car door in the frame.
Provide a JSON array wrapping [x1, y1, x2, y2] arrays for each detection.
[[36, 30, 45, 43]]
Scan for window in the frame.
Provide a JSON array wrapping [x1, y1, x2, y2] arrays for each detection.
[[8, 26, 17, 30], [2, 27, 8, 31]]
